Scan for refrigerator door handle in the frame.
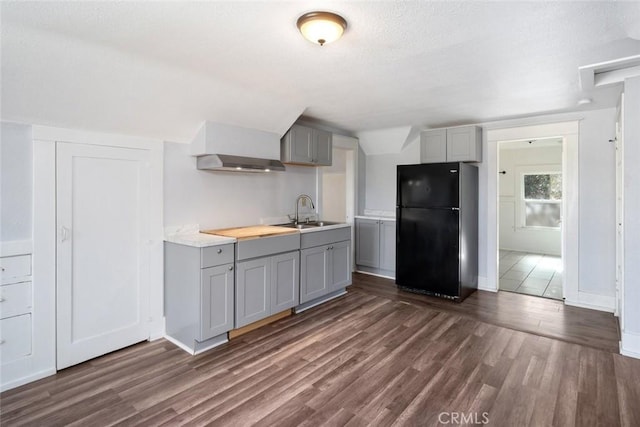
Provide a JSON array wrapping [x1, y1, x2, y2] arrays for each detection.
[[451, 207, 460, 211]]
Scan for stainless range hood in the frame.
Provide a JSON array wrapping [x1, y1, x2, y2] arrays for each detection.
[[196, 154, 285, 172]]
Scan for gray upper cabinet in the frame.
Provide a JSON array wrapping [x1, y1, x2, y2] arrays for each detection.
[[420, 128, 447, 163], [420, 125, 482, 163], [281, 124, 333, 166], [355, 218, 396, 276]]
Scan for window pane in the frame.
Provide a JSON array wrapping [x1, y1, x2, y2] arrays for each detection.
[[525, 201, 561, 227], [524, 174, 562, 200]]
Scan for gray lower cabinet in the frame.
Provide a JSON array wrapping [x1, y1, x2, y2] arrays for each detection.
[[355, 218, 396, 276], [235, 250, 299, 328], [299, 227, 352, 304], [164, 242, 235, 353]]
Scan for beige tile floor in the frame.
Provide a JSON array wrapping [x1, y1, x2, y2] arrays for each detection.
[[499, 250, 562, 300]]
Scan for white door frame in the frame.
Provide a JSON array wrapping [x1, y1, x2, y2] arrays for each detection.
[[317, 134, 359, 267], [486, 121, 579, 304], [32, 126, 164, 370]]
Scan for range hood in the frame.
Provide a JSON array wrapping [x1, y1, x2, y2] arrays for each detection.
[[196, 154, 285, 172], [191, 121, 285, 173]]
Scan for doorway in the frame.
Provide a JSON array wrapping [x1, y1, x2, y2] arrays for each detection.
[[497, 138, 563, 300]]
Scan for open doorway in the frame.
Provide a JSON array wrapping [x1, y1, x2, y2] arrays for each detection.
[[498, 138, 563, 300]]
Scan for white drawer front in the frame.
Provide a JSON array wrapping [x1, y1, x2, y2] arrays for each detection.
[[0, 282, 32, 319], [0, 314, 32, 364], [1, 255, 32, 283]]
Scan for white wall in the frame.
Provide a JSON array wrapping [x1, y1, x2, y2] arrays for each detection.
[[1, 122, 32, 242], [498, 144, 562, 255], [322, 148, 347, 222], [364, 136, 419, 212], [164, 142, 318, 229]]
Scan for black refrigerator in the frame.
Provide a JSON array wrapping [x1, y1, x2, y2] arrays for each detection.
[[396, 162, 478, 301]]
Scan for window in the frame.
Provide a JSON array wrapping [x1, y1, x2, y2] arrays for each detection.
[[522, 173, 562, 228]]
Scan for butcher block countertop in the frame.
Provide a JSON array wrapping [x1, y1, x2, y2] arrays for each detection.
[[201, 225, 299, 240]]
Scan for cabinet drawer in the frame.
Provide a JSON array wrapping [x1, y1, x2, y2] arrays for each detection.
[[301, 227, 351, 249], [236, 234, 300, 261], [0, 282, 32, 319], [0, 314, 32, 364], [1, 255, 32, 283], [201, 244, 234, 268]]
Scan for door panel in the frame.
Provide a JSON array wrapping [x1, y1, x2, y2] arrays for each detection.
[[397, 163, 460, 208], [355, 219, 380, 267], [200, 264, 234, 341], [271, 251, 299, 312], [330, 241, 351, 290], [57, 142, 150, 369], [379, 221, 396, 272], [396, 207, 459, 297], [300, 246, 328, 304], [235, 258, 270, 328]]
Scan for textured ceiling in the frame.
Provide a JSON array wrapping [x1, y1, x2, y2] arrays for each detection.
[[1, 1, 639, 142]]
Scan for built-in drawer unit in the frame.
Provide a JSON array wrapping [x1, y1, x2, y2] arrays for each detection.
[[0, 282, 32, 319], [201, 243, 234, 268], [0, 314, 32, 364], [0, 255, 32, 283]]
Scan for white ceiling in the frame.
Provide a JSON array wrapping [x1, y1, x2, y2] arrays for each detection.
[[2, 1, 639, 142]]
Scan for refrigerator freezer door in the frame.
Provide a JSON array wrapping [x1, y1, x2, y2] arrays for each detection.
[[397, 163, 460, 209], [396, 207, 460, 297]]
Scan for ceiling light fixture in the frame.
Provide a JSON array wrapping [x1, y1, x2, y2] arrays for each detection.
[[296, 11, 347, 46]]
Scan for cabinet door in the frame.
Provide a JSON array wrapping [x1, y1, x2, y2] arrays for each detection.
[[355, 219, 380, 268], [329, 241, 352, 290], [314, 129, 333, 166], [446, 126, 481, 162], [271, 251, 299, 313], [235, 258, 270, 328], [420, 129, 447, 163], [200, 263, 234, 341], [379, 221, 396, 272], [290, 125, 314, 163], [300, 246, 329, 304]]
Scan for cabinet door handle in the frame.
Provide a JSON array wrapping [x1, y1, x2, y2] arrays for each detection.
[[0, 340, 5, 345], [0, 267, 4, 271], [0, 297, 4, 302], [217, 249, 222, 254], [326, 247, 331, 251], [228, 266, 234, 271], [330, 246, 334, 250]]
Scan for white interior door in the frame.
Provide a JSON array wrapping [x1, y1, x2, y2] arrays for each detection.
[[56, 142, 151, 369]]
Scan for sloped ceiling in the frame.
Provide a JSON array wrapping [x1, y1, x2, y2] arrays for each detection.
[[1, 1, 639, 143]]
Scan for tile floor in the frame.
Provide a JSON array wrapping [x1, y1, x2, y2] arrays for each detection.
[[499, 250, 563, 300]]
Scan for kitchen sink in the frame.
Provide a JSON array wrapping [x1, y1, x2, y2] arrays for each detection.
[[278, 220, 342, 229]]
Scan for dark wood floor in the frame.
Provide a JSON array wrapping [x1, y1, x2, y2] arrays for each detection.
[[1, 273, 638, 426]]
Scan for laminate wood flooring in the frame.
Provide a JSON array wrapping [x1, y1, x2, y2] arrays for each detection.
[[1, 274, 636, 426]]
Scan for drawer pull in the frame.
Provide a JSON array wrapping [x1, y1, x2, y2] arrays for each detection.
[[1, 267, 5, 271], [0, 340, 4, 345], [228, 266, 234, 271], [217, 249, 222, 254], [0, 297, 4, 302]]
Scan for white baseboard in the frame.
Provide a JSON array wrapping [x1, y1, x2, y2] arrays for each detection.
[[565, 291, 615, 313], [620, 331, 640, 359], [0, 368, 56, 392], [477, 276, 497, 292]]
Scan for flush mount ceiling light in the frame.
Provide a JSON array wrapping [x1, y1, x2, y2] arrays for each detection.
[[296, 11, 347, 46]]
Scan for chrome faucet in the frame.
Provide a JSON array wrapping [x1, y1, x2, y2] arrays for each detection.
[[295, 194, 315, 224]]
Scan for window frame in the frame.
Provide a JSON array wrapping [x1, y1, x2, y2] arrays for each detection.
[[516, 166, 562, 230]]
